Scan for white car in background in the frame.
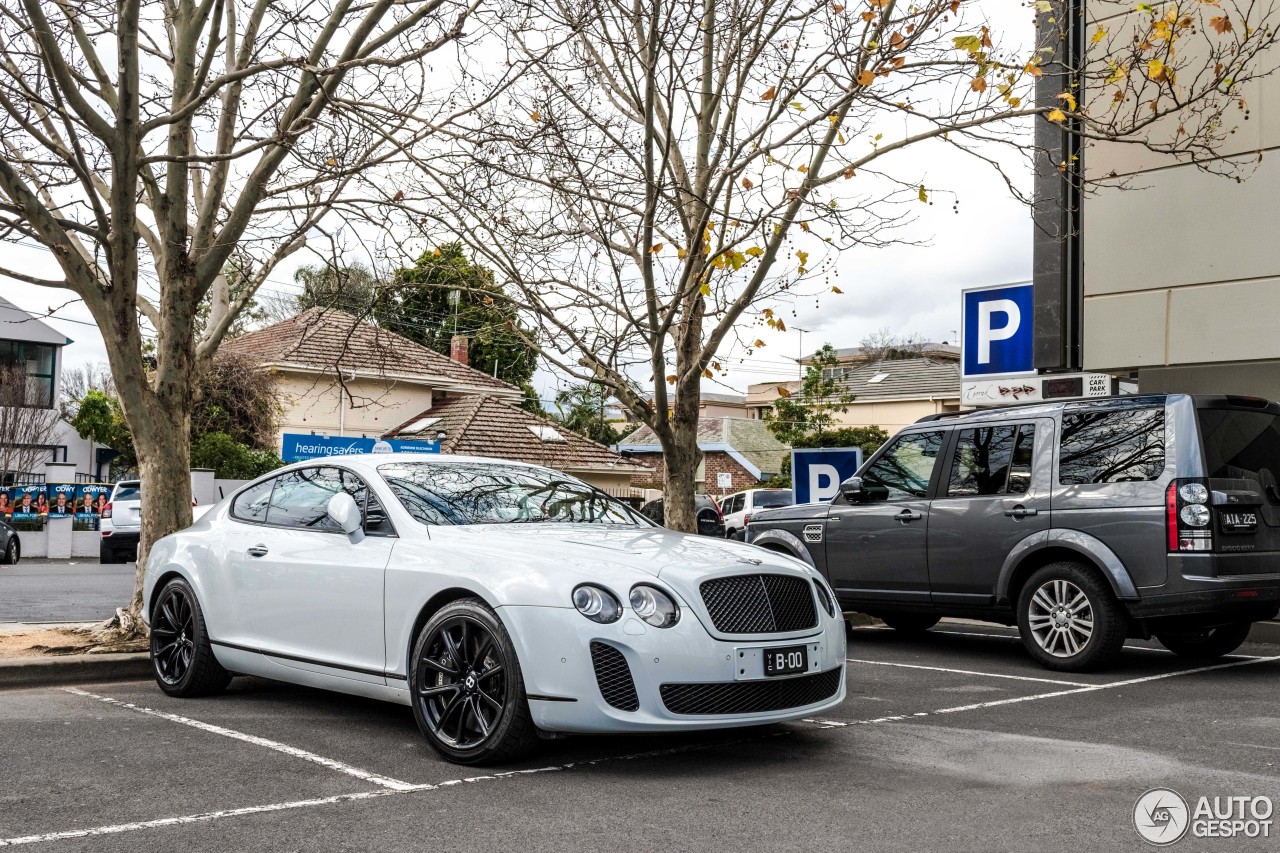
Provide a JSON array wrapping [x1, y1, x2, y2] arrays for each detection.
[[720, 489, 795, 541], [100, 480, 211, 564], [141, 454, 847, 765]]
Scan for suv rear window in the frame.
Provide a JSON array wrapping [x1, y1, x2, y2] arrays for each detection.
[[753, 490, 793, 509], [112, 484, 141, 502], [1198, 408, 1280, 484], [1058, 408, 1166, 485]]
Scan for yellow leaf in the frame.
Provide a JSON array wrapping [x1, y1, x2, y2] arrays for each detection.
[[1057, 91, 1077, 110], [1091, 26, 1107, 44], [649, 243, 663, 254], [742, 177, 753, 189], [776, 386, 792, 398], [1009, 97, 1022, 108], [702, 368, 713, 379], [797, 164, 808, 173], [712, 361, 722, 371], [796, 250, 809, 265], [775, 318, 787, 332], [1211, 15, 1233, 34], [1046, 108, 1066, 122], [530, 110, 539, 122], [745, 246, 764, 257], [677, 247, 688, 259], [753, 339, 767, 348], [860, 10, 875, 21], [971, 76, 987, 93], [890, 32, 905, 49], [856, 70, 875, 87], [665, 374, 677, 385], [1025, 62, 1043, 77], [843, 165, 856, 179], [799, 221, 811, 232], [831, 3, 844, 11], [917, 185, 928, 203], [1147, 58, 1166, 82], [326, 158, 336, 165], [831, 285, 844, 294], [761, 85, 776, 101]]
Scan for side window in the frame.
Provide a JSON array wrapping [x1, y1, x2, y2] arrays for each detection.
[[231, 478, 275, 523], [945, 424, 1037, 497], [266, 467, 344, 531], [947, 426, 1017, 497], [730, 494, 744, 514], [861, 431, 946, 501], [1059, 408, 1166, 485], [341, 471, 396, 537]]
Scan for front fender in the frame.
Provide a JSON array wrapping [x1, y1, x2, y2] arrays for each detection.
[[996, 529, 1140, 602], [746, 528, 816, 568]]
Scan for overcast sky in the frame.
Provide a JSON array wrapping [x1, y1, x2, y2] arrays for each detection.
[[0, 0, 1035, 408]]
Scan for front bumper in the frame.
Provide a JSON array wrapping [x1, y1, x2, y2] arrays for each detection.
[[499, 604, 847, 733]]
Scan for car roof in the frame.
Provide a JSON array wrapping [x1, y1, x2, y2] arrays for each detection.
[[913, 393, 1179, 425]]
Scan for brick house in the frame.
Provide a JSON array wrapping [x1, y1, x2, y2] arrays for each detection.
[[616, 417, 789, 495]]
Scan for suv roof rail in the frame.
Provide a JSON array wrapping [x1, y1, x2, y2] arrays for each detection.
[[914, 411, 966, 423]]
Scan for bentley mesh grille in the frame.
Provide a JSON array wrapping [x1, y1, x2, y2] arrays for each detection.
[[589, 641, 639, 712], [699, 574, 818, 633], [659, 668, 843, 715]]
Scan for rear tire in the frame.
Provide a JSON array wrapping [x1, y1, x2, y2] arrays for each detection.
[[1157, 623, 1252, 659], [1, 537, 17, 565], [880, 613, 940, 634], [150, 578, 231, 697], [1017, 562, 1127, 672], [409, 599, 538, 766]]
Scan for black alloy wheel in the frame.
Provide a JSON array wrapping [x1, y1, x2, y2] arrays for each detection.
[[150, 578, 231, 697], [1, 536, 17, 565], [410, 599, 536, 765]]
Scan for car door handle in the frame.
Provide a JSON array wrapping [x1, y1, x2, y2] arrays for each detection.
[[247, 545, 269, 558], [895, 509, 923, 523], [1004, 505, 1039, 519]]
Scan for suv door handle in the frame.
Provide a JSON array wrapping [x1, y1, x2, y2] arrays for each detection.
[[895, 509, 924, 523], [1004, 505, 1039, 519], [247, 545, 269, 558]]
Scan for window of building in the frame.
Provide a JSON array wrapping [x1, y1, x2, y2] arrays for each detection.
[[0, 339, 56, 408], [1058, 408, 1165, 485]]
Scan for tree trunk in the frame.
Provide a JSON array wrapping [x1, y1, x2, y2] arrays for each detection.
[[662, 386, 703, 533], [115, 388, 193, 636]]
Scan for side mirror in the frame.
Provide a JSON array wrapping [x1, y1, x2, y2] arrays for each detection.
[[327, 492, 364, 542], [839, 476, 865, 503]]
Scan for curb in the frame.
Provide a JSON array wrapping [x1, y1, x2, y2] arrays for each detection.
[[0, 652, 150, 691]]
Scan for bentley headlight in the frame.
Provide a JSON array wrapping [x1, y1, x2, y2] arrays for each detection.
[[629, 585, 680, 628], [572, 584, 622, 624]]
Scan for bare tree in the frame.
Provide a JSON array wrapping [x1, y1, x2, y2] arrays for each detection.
[[0, 0, 483, 631], [416, 0, 1280, 530], [0, 366, 63, 482], [858, 329, 927, 363], [59, 361, 116, 421]]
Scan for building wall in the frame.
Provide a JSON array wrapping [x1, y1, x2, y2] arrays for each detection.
[[628, 450, 760, 493], [1082, 2, 1280, 399], [273, 371, 436, 448], [828, 398, 959, 434]]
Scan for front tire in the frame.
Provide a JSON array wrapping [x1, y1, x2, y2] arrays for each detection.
[[150, 578, 231, 697], [881, 613, 940, 634], [1017, 562, 1127, 672], [410, 599, 537, 766], [1, 537, 17, 565], [1157, 623, 1252, 659]]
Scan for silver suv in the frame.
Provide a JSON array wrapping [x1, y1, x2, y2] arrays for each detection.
[[747, 394, 1280, 671]]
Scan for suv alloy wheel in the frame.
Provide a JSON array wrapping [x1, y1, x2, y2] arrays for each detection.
[[1016, 562, 1127, 672]]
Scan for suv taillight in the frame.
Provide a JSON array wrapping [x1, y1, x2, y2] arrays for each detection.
[[102, 502, 113, 519], [743, 513, 752, 526], [1167, 479, 1213, 552]]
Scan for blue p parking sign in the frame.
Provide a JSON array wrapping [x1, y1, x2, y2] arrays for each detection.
[[792, 447, 864, 504], [962, 283, 1035, 377]]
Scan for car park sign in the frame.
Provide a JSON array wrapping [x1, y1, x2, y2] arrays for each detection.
[[281, 432, 440, 463], [792, 447, 864, 504], [962, 282, 1035, 377]]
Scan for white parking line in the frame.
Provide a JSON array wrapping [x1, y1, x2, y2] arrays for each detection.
[[863, 625, 1260, 659], [844, 657, 1089, 687], [65, 688, 418, 791], [804, 653, 1280, 728]]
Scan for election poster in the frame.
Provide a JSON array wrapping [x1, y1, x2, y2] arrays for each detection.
[[74, 484, 111, 531]]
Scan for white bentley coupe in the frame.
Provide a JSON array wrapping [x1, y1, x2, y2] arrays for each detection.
[[143, 454, 847, 764]]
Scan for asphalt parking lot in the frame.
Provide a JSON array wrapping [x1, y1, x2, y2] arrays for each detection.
[[3, 623, 1278, 852]]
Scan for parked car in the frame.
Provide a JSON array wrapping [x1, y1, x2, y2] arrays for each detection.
[[638, 494, 726, 537], [142, 455, 846, 764], [747, 394, 1280, 672], [0, 518, 19, 564], [720, 489, 794, 540], [100, 480, 142, 564]]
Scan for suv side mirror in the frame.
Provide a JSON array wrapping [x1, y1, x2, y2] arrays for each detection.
[[839, 476, 865, 503], [327, 492, 364, 542]]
